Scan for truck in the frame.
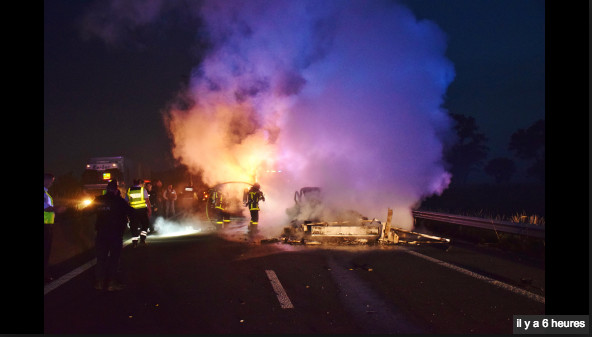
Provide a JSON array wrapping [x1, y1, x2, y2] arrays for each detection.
[[81, 156, 133, 197]]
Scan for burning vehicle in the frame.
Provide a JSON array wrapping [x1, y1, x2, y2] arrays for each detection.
[[283, 187, 384, 243], [282, 187, 450, 247]]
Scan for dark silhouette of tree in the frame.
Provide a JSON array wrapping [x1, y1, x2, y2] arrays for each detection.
[[509, 119, 545, 182], [484, 157, 516, 184], [444, 113, 489, 184]]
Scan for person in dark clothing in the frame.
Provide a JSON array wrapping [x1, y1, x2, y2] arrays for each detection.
[[145, 182, 157, 234], [152, 179, 163, 218], [85, 180, 135, 291], [246, 183, 265, 233]]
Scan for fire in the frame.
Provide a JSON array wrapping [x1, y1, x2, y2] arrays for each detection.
[[166, 100, 280, 186], [162, 0, 456, 231]]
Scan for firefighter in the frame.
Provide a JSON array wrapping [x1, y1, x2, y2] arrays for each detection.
[[125, 179, 152, 247], [246, 183, 265, 230], [211, 188, 230, 228]]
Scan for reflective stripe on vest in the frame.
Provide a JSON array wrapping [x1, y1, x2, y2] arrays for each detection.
[[44, 191, 55, 224], [213, 191, 223, 210], [249, 191, 261, 210], [128, 187, 147, 209]]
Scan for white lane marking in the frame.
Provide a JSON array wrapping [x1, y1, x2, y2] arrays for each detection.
[[265, 270, 294, 309], [44, 238, 133, 296], [403, 248, 545, 304], [44, 258, 96, 295]]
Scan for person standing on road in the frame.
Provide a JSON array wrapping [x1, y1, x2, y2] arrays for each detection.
[[246, 183, 265, 231], [153, 180, 163, 217], [85, 179, 135, 291], [44, 173, 65, 283], [126, 179, 152, 247], [211, 187, 230, 228], [149, 179, 163, 220], [163, 184, 177, 218], [145, 182, 157, 234]]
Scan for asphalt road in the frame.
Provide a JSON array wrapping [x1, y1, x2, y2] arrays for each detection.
[[43, 220, 544, 334]]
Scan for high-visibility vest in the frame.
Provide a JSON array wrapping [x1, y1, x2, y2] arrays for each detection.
[[127, 186, 147, 209], [212, 191, 223, 210], [44, 190, 55, 224], [248, 191, 263, 211]]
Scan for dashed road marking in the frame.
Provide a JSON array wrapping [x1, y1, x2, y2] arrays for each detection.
[[402, 248, 545, 304], [265, 270, 294, 309]]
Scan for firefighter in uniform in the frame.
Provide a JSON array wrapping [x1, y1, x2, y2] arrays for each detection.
[[246, 183, 265, 231], [125, 179, 152, 247], [211, 188, 230, 228]]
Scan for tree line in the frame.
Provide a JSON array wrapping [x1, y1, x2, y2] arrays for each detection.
[[444, 113, 545, 185]]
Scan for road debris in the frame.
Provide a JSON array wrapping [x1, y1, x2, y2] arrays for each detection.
[[279, 208, 450, 247]]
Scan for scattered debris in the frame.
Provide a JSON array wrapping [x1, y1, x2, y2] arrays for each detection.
[[256, 186, 453, 247], [279, 207, 450, 247], [260, 238, 280, 244]]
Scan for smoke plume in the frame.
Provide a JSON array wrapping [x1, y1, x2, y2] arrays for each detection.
[[83, 0, 456, 235]]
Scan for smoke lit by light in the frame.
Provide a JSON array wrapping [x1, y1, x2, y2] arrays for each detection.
[[164, 0, 455, 234], [151, 216, 214, 238], [83, 0, 456, 235]]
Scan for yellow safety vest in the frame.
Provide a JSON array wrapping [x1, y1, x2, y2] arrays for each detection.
[[44, 190, 55, 224], [248, 191, 263, 211], [127, 186, 147, 209]]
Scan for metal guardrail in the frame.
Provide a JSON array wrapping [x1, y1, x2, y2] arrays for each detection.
[[412, 210, 545, 239]]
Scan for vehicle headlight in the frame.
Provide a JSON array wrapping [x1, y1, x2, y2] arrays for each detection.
[[79, 198, 92, 209]]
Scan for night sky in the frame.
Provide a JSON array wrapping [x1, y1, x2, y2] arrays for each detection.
[[44, 0, 547, 181]]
